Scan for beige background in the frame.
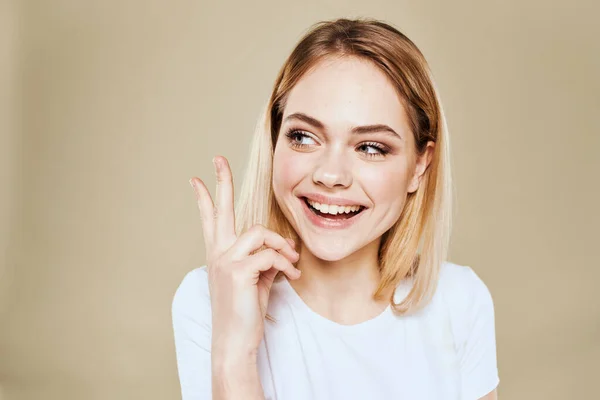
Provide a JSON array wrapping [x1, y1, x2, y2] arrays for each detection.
[[1, 0, 598, 399]]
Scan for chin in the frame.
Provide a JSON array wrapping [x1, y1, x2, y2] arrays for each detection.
[[300, 236, 356, 262]]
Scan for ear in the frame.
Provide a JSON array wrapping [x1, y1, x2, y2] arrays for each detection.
[[407, 141, 435, 193]]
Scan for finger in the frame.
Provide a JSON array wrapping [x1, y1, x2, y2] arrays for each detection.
[[233, 225, 299, 263], [229, 224, 299, 263], [213, 156, 236, 250], [260, 267, 280, 285], [248, 248, 302, 280], [189, 177, 215, 248], [285, 238, 296, 250]]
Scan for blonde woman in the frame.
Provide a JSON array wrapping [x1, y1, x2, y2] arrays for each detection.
[[173, 17, 499, 400]]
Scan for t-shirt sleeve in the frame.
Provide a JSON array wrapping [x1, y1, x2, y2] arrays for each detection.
[[457, 267, 500, 399], [171, 267, 213, 400]]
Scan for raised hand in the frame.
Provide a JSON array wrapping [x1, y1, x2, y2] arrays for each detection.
[[189, 155, 301, 358]]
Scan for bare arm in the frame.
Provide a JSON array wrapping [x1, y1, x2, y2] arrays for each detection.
[[171, 270, 268, 400], [212, 351, 265, 400], [188, 157, 299, 400], [479, 387, 498, 400]]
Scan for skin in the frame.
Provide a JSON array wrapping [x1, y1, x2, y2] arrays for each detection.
[[191, 54, 498, 399], [272, 55, 434, 324], [481, 390, 498, 400], [271, 55, 498, 399]]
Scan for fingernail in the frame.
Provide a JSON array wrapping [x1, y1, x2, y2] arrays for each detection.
[[212, 157, 220, 170], [189, 178, 195, 190]]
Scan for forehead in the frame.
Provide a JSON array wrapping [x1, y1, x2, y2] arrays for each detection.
[[282, 57, 409, 132]]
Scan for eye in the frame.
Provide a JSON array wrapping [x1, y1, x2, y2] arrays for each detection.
[[284, 128, 390, 158], [357, 142, 390, 158], [285, 129, 317, 149]]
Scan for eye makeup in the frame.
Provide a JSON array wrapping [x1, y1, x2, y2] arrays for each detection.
[[283, 128, 391, 158]]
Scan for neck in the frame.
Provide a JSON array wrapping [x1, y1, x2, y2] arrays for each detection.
[[291, 237, 392, 310]]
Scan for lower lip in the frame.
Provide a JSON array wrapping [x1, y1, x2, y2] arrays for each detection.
[[299, 197, 366, 229]]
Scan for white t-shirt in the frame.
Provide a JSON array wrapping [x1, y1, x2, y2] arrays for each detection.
[[171, 261, 499, 400]]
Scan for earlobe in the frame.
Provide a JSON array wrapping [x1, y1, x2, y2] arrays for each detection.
[[407, 169, 423, 193], [407, 141, 435, 194], [407, 178, 419, 194]]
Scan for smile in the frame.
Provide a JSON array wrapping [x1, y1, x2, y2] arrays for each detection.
[[299, 196, 366, 229]]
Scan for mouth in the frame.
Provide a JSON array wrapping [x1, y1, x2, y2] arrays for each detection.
[[300, 196, 366, 221]]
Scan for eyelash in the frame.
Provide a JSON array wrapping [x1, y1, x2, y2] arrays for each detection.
[[284, 129, 390, 158]]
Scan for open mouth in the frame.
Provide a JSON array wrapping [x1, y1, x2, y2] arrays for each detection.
[[302, 197, 366, 220]]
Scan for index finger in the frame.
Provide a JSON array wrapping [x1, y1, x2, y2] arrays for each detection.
[[213, 156, 236, 251]]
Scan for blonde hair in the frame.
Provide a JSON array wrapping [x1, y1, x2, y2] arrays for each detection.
[[235, 17, 453, 319]]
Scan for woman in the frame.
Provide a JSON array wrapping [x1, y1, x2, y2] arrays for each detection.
[[173, 17, 499, 400]]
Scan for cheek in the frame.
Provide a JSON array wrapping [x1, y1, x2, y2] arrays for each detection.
[[360, 163, 410, 205], [272, 146, 305, 196]]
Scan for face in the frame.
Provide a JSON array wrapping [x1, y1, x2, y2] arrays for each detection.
[[272, 56, 434, 261]]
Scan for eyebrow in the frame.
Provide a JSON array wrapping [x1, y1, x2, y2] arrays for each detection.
[[283, 112, 402, 140]]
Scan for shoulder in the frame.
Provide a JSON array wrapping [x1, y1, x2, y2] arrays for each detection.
[[436, 261, 496, 344], [437, 261, 494, 307], [171, 265, 211, 318], [438, 262, 500, 396]]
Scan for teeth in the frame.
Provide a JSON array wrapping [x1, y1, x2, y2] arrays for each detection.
[[306, 199, 362, 215]]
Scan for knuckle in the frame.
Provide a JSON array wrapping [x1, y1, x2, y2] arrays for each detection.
[[271, 250, 285, 265], [216, 172, 231, 183], [265, 248, 277, 257], [262, 248, 277, 262], [250, 224, 265, 234]]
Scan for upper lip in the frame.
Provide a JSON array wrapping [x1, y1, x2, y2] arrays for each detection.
[[299, 192, 369, 208]]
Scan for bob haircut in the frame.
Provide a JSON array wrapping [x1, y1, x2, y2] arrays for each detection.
[[234, 17, 453, 320]]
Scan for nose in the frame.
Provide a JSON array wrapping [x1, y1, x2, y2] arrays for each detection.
[[312, 151, 353, 188]]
